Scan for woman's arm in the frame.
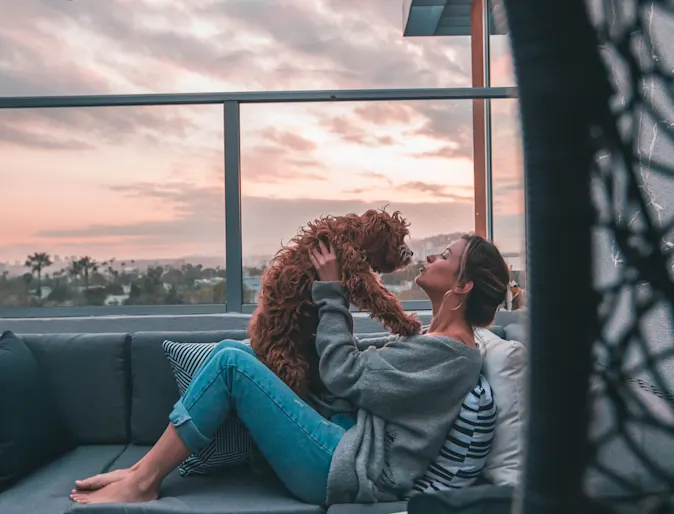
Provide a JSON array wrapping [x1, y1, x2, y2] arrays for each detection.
[[312, 281, 397, 399], [354, 333, 399, 350], [355, 324, 429, 350]]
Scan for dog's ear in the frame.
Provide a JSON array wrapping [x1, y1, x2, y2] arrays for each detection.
[[328, 214, 360, 251], [359, 209, 386, 234], [357, 210, 390, 250], [359, 209, 409, 246]]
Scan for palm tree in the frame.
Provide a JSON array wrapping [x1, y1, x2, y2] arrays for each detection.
[[77, 256, 99, 290], [66, 261, 82, 282], [105, 258, 119, 282], [52, 269, 63, 287], [24, 252, 53, 301]]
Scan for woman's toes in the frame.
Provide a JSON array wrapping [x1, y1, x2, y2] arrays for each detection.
[[71, 489, 94, 501], [75, 475, 100, 490]]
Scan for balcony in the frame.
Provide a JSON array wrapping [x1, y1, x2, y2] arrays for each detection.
[[0, 0, 524, 330]]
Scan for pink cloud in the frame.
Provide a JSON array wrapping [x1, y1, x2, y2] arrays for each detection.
[[0, 0, 525, 264]]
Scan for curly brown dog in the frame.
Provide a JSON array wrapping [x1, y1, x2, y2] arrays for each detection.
[[248, 208, 422, 398]]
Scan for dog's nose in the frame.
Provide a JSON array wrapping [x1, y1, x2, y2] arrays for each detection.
[[410, 250, 413, 256]]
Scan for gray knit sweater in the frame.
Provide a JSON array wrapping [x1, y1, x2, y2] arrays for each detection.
[[311, 282, 482, 505]]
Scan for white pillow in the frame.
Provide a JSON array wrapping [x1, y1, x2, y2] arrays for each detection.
[[474, 327, 528, 486]]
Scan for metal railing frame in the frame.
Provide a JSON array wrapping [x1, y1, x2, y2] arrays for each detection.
[[482, 0, 495, 241], [0, 86, 517, 316]]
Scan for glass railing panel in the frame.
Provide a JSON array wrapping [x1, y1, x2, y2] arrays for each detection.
[[488, 1, 516, 87], [0, 105, 225, 309], [491, 98, 526, 305], [240, 100, 476, 303]]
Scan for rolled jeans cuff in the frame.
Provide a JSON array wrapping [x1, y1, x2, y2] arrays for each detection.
[[169, 399, 211, 453]]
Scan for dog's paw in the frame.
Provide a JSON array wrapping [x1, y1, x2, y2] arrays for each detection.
[[390, 315, 422, 337]]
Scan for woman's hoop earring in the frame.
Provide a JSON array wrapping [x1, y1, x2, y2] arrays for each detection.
[[449, 296, 465, 311], [443, 290, 465, 311]]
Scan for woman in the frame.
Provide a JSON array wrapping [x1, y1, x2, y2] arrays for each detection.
[[69, 233, 509, 506]]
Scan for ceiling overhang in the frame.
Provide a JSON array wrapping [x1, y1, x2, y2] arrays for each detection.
[[403, 0, 508, 37]]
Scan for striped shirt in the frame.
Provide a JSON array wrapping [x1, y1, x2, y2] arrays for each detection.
[[411, 374, 497, 494]]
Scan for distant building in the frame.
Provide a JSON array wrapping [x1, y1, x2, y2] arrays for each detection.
[[38, 286, 52, 300], [244, 255, 273, 268], [243, 276, 261, 302], [386, 281, 415, 294], [104, 294, 129, 306], [194, 277, 225, 287]]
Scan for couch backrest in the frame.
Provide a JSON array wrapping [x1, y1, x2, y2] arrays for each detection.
[[130, 330, 248, 444], [128, 318, 527, 445], [19, 333, 130, 445], [17, 312, 528, 447], [494, 310, 528, 347], [503, 323, 527, 347], [493, 310, 526, 328]]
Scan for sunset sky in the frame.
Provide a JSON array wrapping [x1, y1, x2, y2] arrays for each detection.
[[0, 0, 524, 266]]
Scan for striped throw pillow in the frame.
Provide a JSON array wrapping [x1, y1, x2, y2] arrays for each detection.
[[411, 374, 496, 494], [162, 340, 254, 476]]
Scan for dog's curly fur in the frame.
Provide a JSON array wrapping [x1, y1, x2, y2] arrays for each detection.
[[248, 208, 422, 398]]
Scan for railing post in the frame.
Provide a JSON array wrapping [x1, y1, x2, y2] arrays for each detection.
[[483, 0, 494, 241], [224, 101, 243, 313], [471, 0, 488, 238]]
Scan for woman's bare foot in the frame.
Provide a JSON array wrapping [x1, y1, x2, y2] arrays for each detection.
[[70, 474, 158, 505], [70, 423, 189, 504], [73, 468, 132, 491]]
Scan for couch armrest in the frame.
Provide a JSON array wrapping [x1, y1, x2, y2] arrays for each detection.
[[407, 485, 514, 514]]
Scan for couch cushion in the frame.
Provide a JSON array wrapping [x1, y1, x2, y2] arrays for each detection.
[[0, 331, 72, 491], [503, 323, 528, 348], [492, 310, 526, 328], [407, 484, 513, 514], [0, 445, 128, 514], [67, 445, 325, 514], [19, 333, 130, 444], [130, 331, 248, 444], [326, 503, 408, 514]]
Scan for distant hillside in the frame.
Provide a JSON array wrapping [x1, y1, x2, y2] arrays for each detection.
[[0, 232, 469, 276], [408, 232, 464, 259]]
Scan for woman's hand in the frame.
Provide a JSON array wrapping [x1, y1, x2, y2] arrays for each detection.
[[309, 241, 341, 282]]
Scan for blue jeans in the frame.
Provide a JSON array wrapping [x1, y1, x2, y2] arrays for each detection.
[[168, 340, 346, 505]]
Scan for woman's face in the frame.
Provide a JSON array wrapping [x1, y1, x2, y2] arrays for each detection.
[[415, 238, 468, 297]]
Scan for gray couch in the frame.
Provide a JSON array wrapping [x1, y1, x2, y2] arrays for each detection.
[[0, 312, 523, 514]]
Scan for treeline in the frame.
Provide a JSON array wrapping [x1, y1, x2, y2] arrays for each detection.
[[0, 252, 230, 307]]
